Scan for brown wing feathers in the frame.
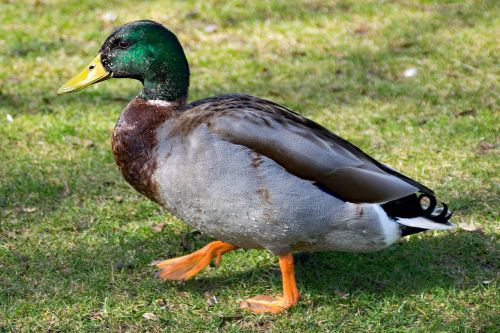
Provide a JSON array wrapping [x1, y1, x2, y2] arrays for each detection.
[[184, 94, 431, 204]]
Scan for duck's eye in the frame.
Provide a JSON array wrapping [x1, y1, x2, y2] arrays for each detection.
[[117, 40, 130, 49]]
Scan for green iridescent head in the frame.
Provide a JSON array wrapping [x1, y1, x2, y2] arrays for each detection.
[[58, 20, 190, 102]]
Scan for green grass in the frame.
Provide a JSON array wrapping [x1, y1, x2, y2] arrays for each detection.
[[1, 0, 499, 332]]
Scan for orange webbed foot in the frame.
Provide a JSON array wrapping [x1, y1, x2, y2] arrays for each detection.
[[156, 241, 236, 281], [240, 253, 300, 314], [240, 295, 295, 314]]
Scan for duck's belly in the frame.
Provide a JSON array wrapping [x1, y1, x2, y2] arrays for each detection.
[[152, 126, 398, 254]]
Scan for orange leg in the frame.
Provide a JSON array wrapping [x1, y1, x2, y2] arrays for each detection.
[[240, 253, 300, 314], [156, 241, 237, 281]]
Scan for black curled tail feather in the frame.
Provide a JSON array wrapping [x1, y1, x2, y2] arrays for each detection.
[[382, 193, 452, 223], [381, 193, 453, 236], [415, 193, 453, 223]]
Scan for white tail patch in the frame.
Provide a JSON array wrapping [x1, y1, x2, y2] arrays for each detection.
[[373, 204, 401, 246], [396, 217, 455, 230]]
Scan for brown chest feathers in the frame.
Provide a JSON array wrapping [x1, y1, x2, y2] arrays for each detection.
[[111, 97, 181, 202]]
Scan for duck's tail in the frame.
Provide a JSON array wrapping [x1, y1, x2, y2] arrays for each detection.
[[381, 193, 454, 236]]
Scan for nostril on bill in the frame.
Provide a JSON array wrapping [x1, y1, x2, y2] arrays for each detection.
[[89, 65, 95, 70]]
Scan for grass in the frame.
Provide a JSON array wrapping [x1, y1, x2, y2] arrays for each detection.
[[0, 0, 499, 331]]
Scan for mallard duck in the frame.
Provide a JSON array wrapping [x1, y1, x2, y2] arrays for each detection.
[[58, 20, 453, 314]]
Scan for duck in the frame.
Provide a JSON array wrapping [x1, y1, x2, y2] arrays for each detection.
[[58, 20, 454, 314]]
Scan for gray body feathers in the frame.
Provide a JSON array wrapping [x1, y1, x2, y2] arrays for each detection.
[[151, 95, 406, 254]]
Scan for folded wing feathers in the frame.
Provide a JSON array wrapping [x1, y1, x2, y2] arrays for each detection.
[[194, 94, 428, 203]]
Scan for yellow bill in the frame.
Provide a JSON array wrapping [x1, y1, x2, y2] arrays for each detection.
[[57, 54, 111, 95]]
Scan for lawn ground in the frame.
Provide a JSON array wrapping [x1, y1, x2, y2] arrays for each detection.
[[0, 0, 498, 332]]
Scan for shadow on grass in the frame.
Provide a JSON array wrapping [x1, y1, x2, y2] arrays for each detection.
[[0, 156, 120, 215], [185, 232, 498, 303], [2, 228, 497, 310]]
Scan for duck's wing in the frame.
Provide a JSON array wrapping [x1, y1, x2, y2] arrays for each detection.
[[184, 94, 433, 203]]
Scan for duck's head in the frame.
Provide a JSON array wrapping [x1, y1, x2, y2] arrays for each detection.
[[58, 20, 189, 102]]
